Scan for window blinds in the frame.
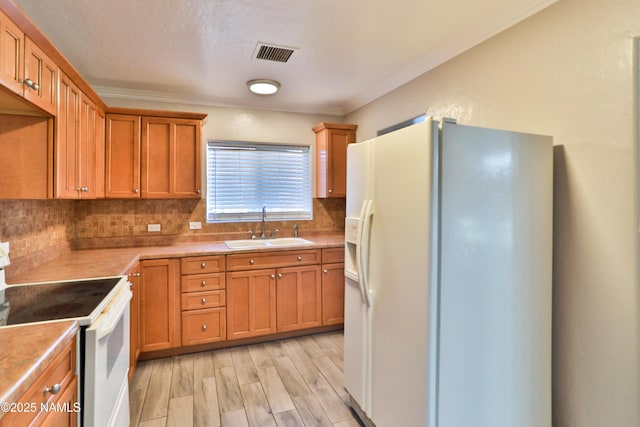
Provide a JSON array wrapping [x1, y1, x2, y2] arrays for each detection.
[[206, 141, 312, 222]]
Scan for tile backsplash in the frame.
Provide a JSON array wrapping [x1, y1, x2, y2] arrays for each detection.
[[0, 197, 345, 278]]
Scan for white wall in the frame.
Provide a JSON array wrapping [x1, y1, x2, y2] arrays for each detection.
[[346, 0, 640, 425]]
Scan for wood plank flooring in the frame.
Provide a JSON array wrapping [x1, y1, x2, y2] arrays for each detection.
[[129, 332, 364, 427]]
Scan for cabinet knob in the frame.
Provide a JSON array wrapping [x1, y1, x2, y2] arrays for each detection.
[[297, 256, 303, 262], [202, 324, 207, 331], [328, 189, 333, 193], [134, 188, 139, 193], [196, 189, 201, 194], [135, 272, 141, 277], [323, 269, 329, 274], [43, 383, 61, 395], [201, 297, 207, 305], [201, 262, 207, 269], [201, 280, 206, 287], [278, 273, 283, 279], [271, 274, 275, 279], [250, 259, 255, 265]]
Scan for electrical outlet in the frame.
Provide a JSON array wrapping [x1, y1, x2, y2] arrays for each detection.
[[189, 221, 202, 230], [147, 224, 161, 232]]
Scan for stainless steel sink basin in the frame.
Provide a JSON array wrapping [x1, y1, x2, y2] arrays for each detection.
[[224, 237, 314, 249]]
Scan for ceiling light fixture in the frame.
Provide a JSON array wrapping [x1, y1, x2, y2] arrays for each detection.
[[247, 79, 280, 95]]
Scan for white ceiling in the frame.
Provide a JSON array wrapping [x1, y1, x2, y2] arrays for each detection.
[[16, 0, 556, 116]]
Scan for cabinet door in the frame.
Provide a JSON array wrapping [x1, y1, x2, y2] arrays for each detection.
[[313, 123, 357, 198], [40, 376, 78, 427], [322, 263, 345, 325], [23, 36, 56, 115], [105, 114, 141, 198], [78, 94, 97, 198], [94, 108, 106, 198], [140, 259, 181, 352], [128, 263, 141, 381], [0, 10, 23, 95], [276, 265, 322, 332], [141, 117, 202, 198], [226, 269, 276, 340], [56, 71, 81, 199]]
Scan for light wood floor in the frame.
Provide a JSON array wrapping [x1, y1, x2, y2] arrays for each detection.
[[129, 331, 364, 427]]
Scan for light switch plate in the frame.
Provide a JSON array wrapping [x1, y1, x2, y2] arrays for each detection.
[[189, 221, 202, 230], [147, 224, 161, 232]]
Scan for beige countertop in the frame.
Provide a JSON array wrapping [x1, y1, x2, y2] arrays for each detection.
[[8, 234, 345, 284], [0, 320, 79, 414]]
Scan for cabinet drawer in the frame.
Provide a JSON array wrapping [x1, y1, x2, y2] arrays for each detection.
[[181, 290, 226, 310], [227, 249, 321, 271], [181, 273, 225, 292], [1, 337, 76, 426], [181, 255, 225, 274], [181, 307, 226, 346], [322, 247, 345, 264]]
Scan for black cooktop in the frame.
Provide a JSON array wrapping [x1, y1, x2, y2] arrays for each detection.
[[0, 277, 121, 325]]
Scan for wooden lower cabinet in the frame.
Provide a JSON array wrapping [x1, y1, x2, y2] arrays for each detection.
[[226, 269, 277, 340], [140, 258, 181, 352], [41, 376, 78, 427], [182, 307, 226, 346], [322, 262, 345, 325], [0, 337, 78, 427], [276, 265, 322, 332], [128, 263, 141, 380]]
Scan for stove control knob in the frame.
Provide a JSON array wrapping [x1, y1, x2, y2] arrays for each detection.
[[44, 383, 61, 395]]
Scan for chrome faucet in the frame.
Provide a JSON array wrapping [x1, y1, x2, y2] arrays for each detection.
[[260, 205, 267, 238], [248, 206, 279, 239]]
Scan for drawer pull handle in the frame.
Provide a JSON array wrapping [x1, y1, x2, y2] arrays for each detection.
[[323, 269, 329, 274], [44, 384, 61, 395], [202, 324, 207, 331], [201, 280, 206, 287], [201, 297, 207, 305], [297, 256, 303, 261], [201, 262, 207, 269], [278, 273, 283, 279], [271, 274, 275, 279], [250, 259, 255, 265]]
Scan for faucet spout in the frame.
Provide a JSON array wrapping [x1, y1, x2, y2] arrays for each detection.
[[260, 205, 267, 238]]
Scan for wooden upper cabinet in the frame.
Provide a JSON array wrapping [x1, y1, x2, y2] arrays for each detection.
[[106, 110, 205, 199], [56, 71, 81, 199], [0, 11, 56, 115], [23, 36, 56, 115], [105, 114, 141, 198], [0, 9, 24, 95], [313, 122, 357, 198], [56, 70, 103, 199], [141, 117, 202, 198]]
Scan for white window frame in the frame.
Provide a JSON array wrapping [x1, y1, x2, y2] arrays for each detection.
[[206, 140, 313, 223]]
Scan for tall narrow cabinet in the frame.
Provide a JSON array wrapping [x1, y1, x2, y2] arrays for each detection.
[[313, 122, 357, 198]]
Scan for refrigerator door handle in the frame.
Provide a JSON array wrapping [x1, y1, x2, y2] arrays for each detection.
[[355, 200, 367, 303], [360, 200, 374, 307]]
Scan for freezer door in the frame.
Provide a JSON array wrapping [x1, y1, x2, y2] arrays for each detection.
[[344, 137, 374, 411], [368, 118, 439, 426], [437, 123, 552, 427]]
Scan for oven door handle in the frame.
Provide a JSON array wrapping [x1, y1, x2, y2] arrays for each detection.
[[88, 289, 132, 340]]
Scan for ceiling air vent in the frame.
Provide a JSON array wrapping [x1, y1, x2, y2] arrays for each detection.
[[254, 43, 296, 63]]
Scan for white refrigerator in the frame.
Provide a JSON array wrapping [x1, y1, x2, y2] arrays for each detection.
[[343, 116, 552, 427]]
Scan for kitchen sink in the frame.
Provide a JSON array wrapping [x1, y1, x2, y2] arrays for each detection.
[[224, 237, 314, 249]]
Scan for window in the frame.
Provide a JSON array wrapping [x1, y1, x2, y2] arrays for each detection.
[[206, 140, 312, 223]]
